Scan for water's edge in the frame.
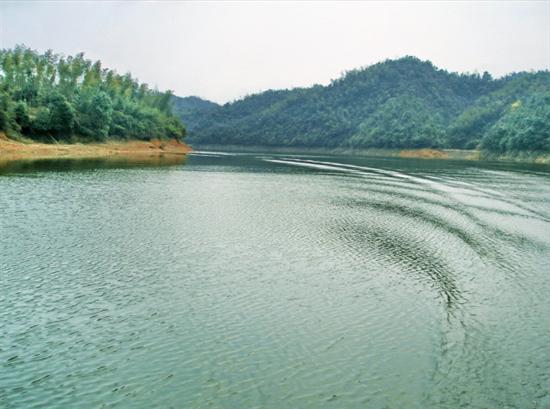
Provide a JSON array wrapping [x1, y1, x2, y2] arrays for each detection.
[[189, 144, 550, 164]]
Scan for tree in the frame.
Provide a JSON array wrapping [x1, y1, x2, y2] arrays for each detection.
[[77, 91, 113, 140], [48, 92, 75, 136], [14, 101, 31, 133], [0, 46, 186, 142], [0, 91, 12, 131], [481, 93, 550, 152]]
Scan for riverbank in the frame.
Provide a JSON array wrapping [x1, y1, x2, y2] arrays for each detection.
[[0, 136, 192, 162], [190, 144, 550, 164]]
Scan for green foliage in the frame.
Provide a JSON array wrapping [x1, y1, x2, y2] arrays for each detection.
[[350, 96, 445, 148], [77, 91, 113, 140], [163, 116, 187, 140], [445, 98, 503, 149], [14, 101, 31, 133], [481, 93, 550, 152], [183, 57, 550, 153], [32, 107, 52, 134], [171, 96, 219, 132], [0, 45, 185, 142], [0, 91, 12, 131], [47, 92, 75, 134], [447, 72, 550, 149]]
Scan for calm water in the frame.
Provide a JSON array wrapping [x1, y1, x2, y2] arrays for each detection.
[[1, 152, 549, 408]]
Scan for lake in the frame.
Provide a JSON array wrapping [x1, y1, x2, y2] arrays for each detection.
[[1, 152, 549, 408]]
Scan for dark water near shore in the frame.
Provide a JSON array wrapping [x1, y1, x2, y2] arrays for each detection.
[[1, 152, 549, 408]]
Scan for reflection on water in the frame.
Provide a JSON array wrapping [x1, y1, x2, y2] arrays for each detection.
[[1, 151, 549, 409], [0, 154, 187, 175]]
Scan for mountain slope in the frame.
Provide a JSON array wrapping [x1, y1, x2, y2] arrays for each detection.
[[171, 96, 219, 132], [179, 57, 550, 152]]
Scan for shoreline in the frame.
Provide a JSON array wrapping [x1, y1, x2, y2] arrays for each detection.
[[0, 137, 192, 162], [190, 144, 550, 164], [2, 137, 548, 165]]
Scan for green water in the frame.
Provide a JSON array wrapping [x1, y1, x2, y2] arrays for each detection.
[[1, 152, 549, 408]]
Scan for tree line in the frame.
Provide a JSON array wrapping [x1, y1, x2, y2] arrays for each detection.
[[177, 57, 550, 153], [0, 46, 185, 143]]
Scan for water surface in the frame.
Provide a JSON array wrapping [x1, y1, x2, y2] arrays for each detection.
[[1, 152, 549, 408]]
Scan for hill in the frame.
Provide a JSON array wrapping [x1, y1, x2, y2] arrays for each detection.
[[0, 46, 186, 143], [171, 96, 219, 132], [181, 57, 550, 153]]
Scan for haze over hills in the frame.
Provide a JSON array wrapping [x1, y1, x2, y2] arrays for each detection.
[[174, 57, 550, 153]]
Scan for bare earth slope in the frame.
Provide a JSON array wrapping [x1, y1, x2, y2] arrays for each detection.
[[0, 134, 191, 162]]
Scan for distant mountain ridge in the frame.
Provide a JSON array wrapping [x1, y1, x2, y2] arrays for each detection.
[[174, 57, 550, 153], [171, 96, 219, 132]]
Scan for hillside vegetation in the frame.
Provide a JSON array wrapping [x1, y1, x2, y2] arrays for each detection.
[[172, 96, 219, 129], [181, 57, 550, 153], [0, 46, 186, 143]]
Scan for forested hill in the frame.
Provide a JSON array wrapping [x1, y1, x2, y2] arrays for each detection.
[[172, 96, 219, 131], [182, 57, 550, 153], [0, 46, 185, 142]]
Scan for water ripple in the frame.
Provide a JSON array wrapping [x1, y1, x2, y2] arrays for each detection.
[[1, 154, 549, 408]]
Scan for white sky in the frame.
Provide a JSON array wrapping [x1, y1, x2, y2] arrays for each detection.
[[1, 1, 549, 103]]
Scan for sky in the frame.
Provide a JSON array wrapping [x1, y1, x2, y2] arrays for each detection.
[[1, 1, 549, 103]]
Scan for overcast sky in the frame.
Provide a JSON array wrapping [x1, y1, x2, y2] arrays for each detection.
[[1, 1, 549, 103]]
